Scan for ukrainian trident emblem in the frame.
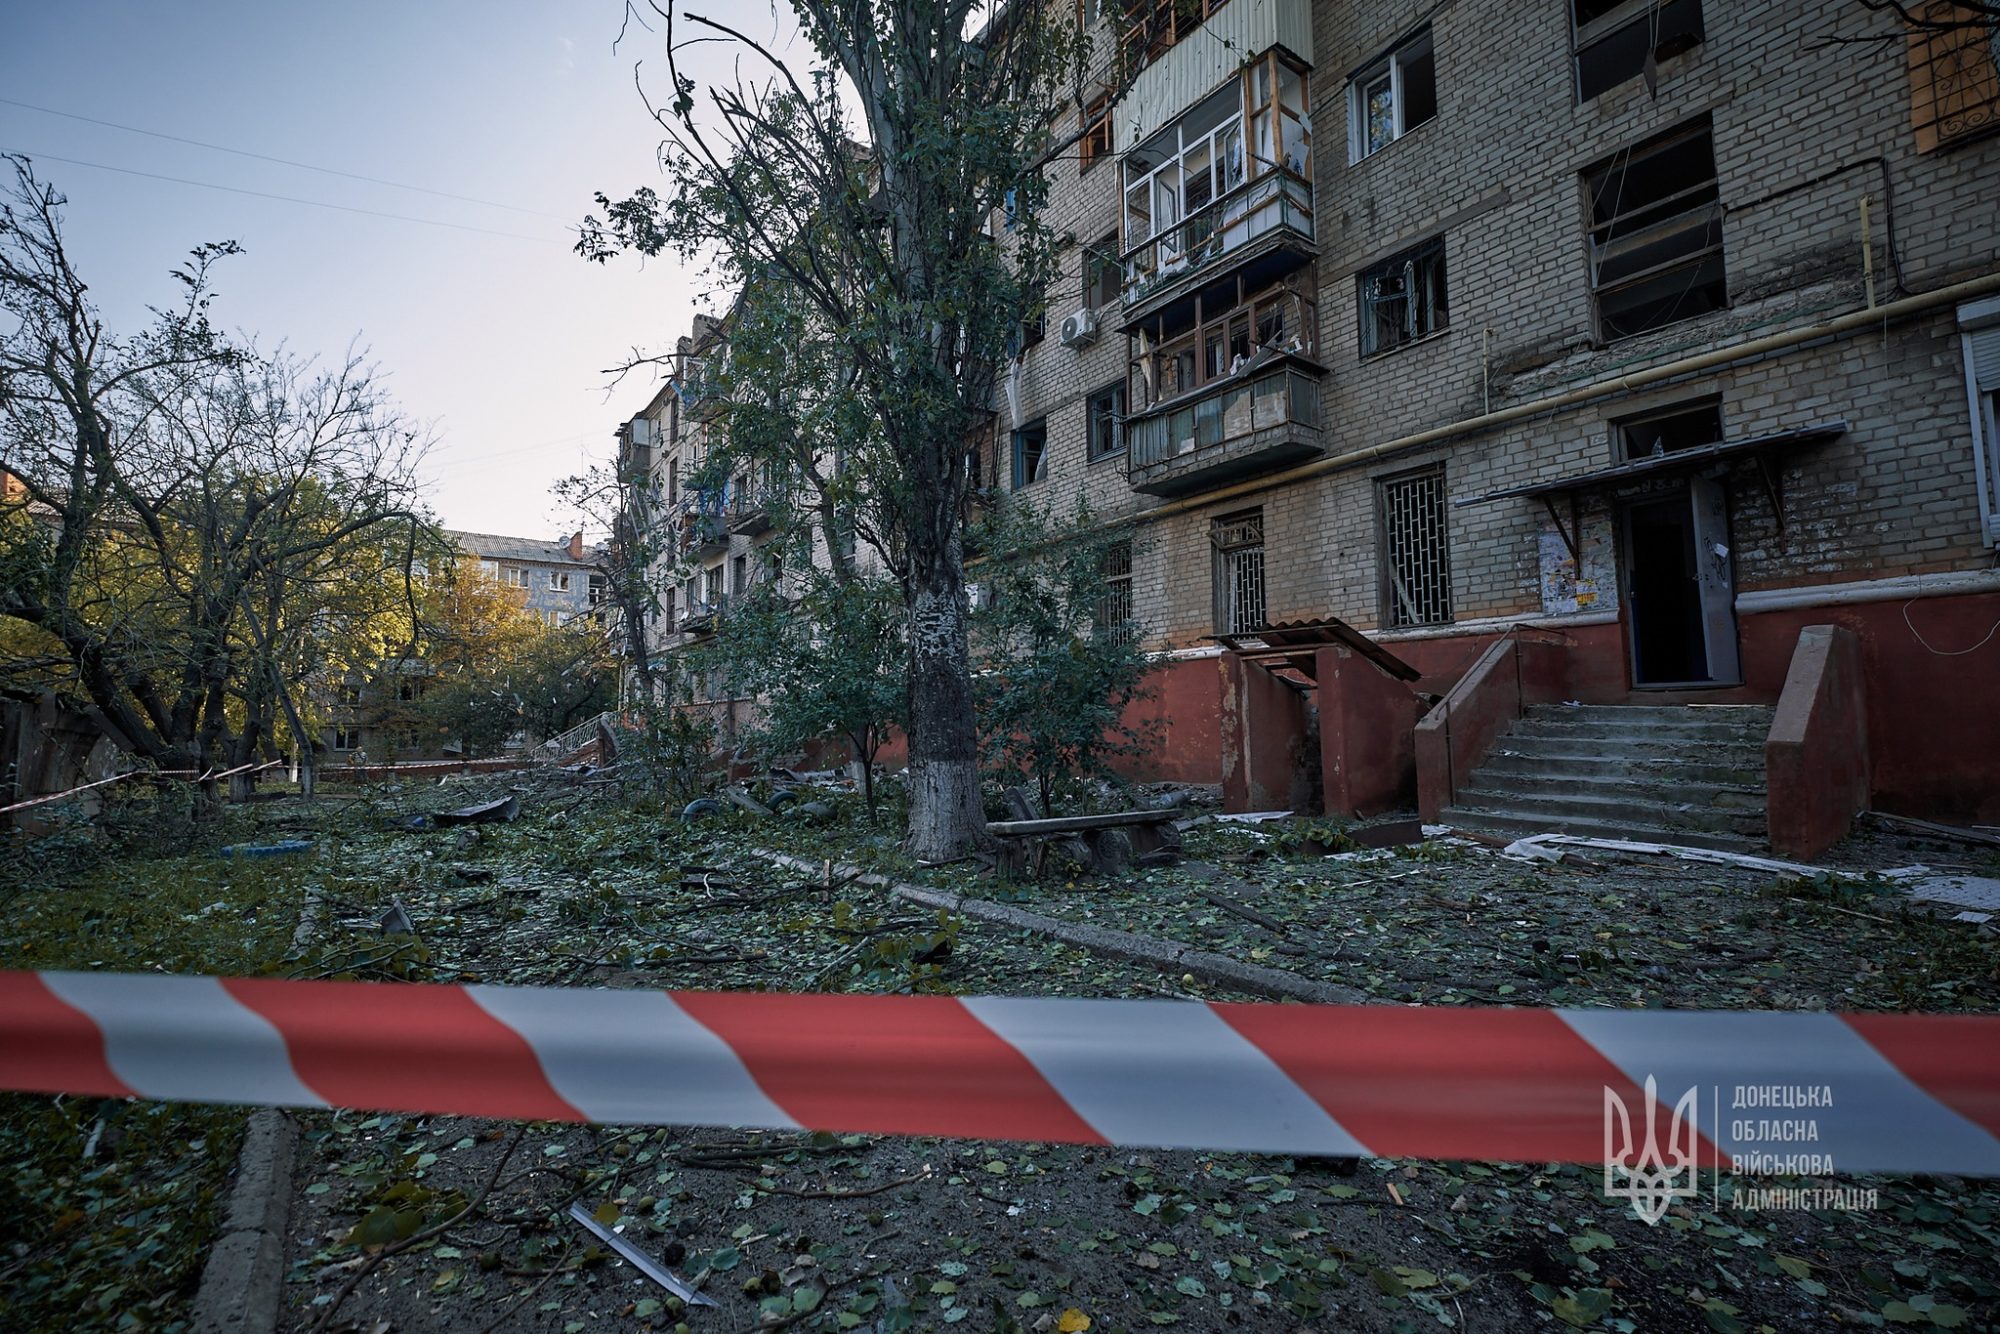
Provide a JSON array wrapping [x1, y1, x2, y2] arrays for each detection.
[[1603, 1076, 1700, 1225]]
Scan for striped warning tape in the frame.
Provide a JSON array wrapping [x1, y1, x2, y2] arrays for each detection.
[[3, 971, 1996, 1177]]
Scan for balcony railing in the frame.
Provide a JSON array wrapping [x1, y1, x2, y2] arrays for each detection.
[[727, 486, 784, 536], [1122, 169, 1313, 312], [1127, 365, 1323, 494]]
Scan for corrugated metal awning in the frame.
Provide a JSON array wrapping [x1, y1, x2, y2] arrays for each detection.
[[1453, 421, 1848, 507]]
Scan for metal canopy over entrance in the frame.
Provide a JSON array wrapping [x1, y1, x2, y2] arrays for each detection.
[[1208, 616, 1423, 682], [1453, 420, 1847, 562]]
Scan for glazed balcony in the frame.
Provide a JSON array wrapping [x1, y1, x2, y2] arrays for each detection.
[[1121, 169, 1315, 327], [1127, 362, 1325, 498]]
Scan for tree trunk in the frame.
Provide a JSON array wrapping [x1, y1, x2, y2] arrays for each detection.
[[903, 550, 985, 862]]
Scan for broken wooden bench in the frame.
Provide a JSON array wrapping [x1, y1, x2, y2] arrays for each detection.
[[985, 808, 1182, 878]]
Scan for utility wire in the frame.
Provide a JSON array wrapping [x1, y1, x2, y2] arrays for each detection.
[[0, 95, 568, 221], [2, 149, 563, 244]]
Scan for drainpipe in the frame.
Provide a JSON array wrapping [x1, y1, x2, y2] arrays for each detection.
[[1127, 270, 2000, 527]]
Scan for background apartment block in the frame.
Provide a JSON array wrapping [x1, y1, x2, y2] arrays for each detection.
[[627, 0, 2000, 830]]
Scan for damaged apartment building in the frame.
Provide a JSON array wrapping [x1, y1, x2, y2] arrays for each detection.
[[620, 0, 2000, 856]]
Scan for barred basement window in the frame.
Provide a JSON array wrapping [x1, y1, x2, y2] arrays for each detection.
[[1584, 118, 1725, 341], [1358, 237, 1448, 356], [1378, 466, 1452, 628], [1095, 540, 1134, 634], [1211, 509, 1266, 635]]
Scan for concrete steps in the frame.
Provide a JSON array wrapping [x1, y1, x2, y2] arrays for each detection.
[[1441, 703, 1774, 852]]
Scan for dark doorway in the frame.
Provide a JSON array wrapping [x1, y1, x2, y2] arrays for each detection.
[[1624, 493, 1710, 685]]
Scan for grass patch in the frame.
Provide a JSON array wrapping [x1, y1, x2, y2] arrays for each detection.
[[0, 826, 314, 1332]]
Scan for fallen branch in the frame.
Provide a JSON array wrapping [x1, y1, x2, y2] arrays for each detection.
[[309, 1125, 527, 1334], [1198, 890, 1288, 935], [770, 1167, 931, 1200]]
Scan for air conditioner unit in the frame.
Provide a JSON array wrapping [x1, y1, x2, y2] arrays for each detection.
[[1059, 307, 1100, 348]]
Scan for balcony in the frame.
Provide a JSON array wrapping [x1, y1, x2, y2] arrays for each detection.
[[676, 493, 729, 557], [1121, 169, 1314, 328], [727, 486, 782, 537], [1126, 362, 1325, 498], [679, 600, 719, 637]]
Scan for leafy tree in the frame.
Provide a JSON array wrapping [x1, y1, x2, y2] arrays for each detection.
[[0, 157, 434, 799], [577, 1, 1104, 859], [690, 561, 905, 817], [972, 498, 1156, 815]]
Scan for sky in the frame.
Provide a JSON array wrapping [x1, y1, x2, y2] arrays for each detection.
[[0, 0, 796, 540]]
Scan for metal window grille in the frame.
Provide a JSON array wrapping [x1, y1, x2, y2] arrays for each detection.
[[1211, 511, 1266, 634], [1379, 467, 1452, 627], [1095, 540, 1134, 633]]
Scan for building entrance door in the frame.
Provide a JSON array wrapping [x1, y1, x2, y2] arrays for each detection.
[[1620, 477, 1740, 687]]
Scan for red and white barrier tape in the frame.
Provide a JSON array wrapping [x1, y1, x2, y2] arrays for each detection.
[[3, 971, 1996, 1176]]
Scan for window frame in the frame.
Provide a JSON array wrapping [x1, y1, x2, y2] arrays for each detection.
[[1907, 0, 2000, 152], [1095, 538, 1135, 635], [1611, 396, 1724, 460], [1961, 295, 2000, 547], [1347, 26, 1437, 163], [549, 569, 571, 592], [1582, 116, 1727, 343], [1376, 463, 1453, 629], [1357, 236, 1450, 358], [1080, 93, 1113, 172], [1011, 418, 1049, 489], [1085, 233, 1122, 311], [1086, 382, 1128, 463], [1571, 0, 1705, 104], [1210, 508, 1267, 636]]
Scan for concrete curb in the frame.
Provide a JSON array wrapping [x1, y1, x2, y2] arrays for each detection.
[[188, 1110, 298, 1334], [749, 849, 1370, 1005], [188, 887, 322, 1334]]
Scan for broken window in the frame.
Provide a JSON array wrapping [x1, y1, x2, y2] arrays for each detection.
[[1378, 465, 1452, 628], [1086, 234, 1122, 310], [1012, 418, 1048, 488], [1615, 398, 1723, 458], [1211, 509, 1266, 635], [1094, 540, 1135, 635], [1573, 0, 1704, 103], [1358, 237, 1448, 356], [549, 570, 571, 591], [1349, 26, 1436, 162], [730, 554, 748, 599], [1087, 382, 1127, 461], [1081, 93, 1113, 171], [664, 586, 677, 627], [1584, 118, 1725, 341], [1907, 1, 2000, 152]]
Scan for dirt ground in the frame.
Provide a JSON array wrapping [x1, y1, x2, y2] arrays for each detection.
[[270, 779, 1997, 1333], [5, 775, 1998, 1332]]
